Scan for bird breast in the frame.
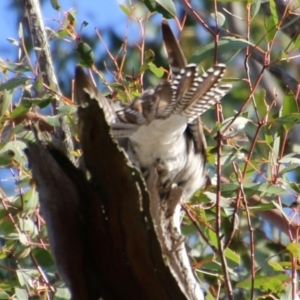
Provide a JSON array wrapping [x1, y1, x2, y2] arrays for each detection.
[[128, 115, 188, 178]]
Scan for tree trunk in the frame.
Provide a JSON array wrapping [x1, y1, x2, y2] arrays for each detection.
[[26, 71, 204, 299]]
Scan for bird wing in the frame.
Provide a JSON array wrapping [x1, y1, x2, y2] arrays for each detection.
[[172, 63, 232, 123], [161, 19, 187, 78]]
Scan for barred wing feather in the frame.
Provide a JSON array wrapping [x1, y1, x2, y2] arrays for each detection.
[[172, 64, 231, 123]]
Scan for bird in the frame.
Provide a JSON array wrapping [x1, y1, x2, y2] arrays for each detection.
[[109, 21, 232, 200], [75, 21, 231, 201]]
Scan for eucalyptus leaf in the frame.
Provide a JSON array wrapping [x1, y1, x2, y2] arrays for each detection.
[[0, 77, 28, 92], [0, 90, 13, 117], [50, 0, 61, 10], [77, 41, 95, 67], [251, 0, 261, 17], [15, 288, 28, 300], [11, 102, 32, 119], [148, 62, 164, 77], [142, 0, 176, 19], [237, 274, 288, 291], [271, 113, 300, 126], [189, 37, 253, 64], [119, 4, 131, 16]]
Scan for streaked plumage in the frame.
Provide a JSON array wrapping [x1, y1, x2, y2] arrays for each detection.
[[73, 24, 230, 300], [110, 21, 231, 199], [75, 21, 231, 200]]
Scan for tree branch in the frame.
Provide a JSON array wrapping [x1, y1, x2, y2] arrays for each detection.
[[21, 0, 74, 159]]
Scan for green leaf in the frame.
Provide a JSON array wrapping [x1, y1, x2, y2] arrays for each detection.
[[119, 4, 131, 16], [0, 219, 16, 238], [216, 0, 247, 2], [224, 247, 241, 265], [45, 115, 61, 127], [282, 93, 298, 116], [77, 41, 95, 67], [51, 0, 61, 10], [67, 9, 76, 23], [57, 105, 77, 115], [278, 154, 300, 177], [205, 228, 240, 264], [272, 133, 280, 162], [203, 290, 215, 300], [271, 113, 300, 126], [22, 96, 52, 108], [221, 182, 288, 197], [16, 269, 39, 287], [18, 218, 38, 237], [22, 188, 39, 211], [0, 77, 28, 92], [0, 291, 11, 299], [237, 274, 289, 291], [263, 126, 273, 145], [16, 177, 32, 188], [278, 163, 300, 176], [249, 202, 277, 211], [57, 29, 69, 38], [214, 145, 244, 166], [220, 183, 239, 197], [17, 130, 36, 143], [11, 101, 32, 119], [139, 62, 150, 73], [110, 83, 126, 92], [31, 248, 54, 267], [0, 90, 13, 117], [273, 261, 292, 269], [189, 37, 253, 64], [7, 37, 20, 46], [0, 151, 14, 166], [279, 155, 300, 165], [271, 201, 288, 221], [254, 89, 267, 119], [289, 182, 300, 194], [281, 93, 298, 130], [210, 12, 226, 27], [286, 243, 300, 261], [279, 153, 300, 166], [268, 260, 285, 271], [251, 0, 261, 18], [34, 73, 44, 92], [148, 62, 164, 77], [0, 280, 17, 292], [244, 182, 288, 196], [54, 287, 71, 299], [266, 15, 277, 42], [0, 141, 27, 166], [15, 288, 28, 300], [142, 0, 176, 19], [204, 191, 233, 208], [269, 0, 278, 25], [0, 62, 31, 73], [292, 33, 300, 50], [145, 49, 155, 62]]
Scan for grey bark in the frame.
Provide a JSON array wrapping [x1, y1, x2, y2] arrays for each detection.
[[21, 0, 74, 160]]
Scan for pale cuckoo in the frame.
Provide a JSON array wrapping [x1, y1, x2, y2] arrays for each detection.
[[75, 21, 231, 201]]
